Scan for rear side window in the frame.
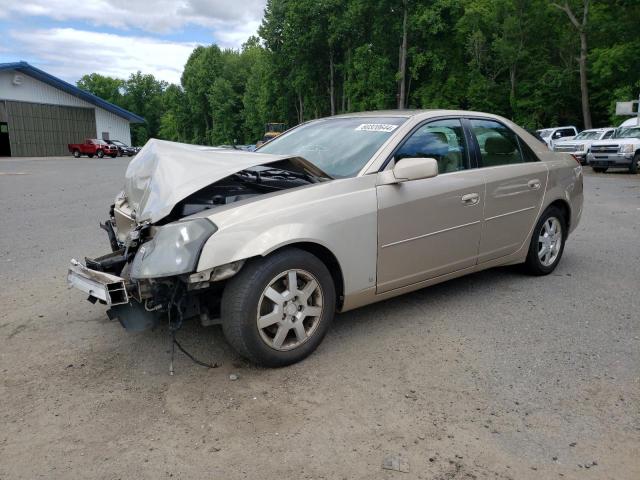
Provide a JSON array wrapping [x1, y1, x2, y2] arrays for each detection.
[[469, 119, 527, 167], [561, 128, 575, 137], [602, 130, 614, 139]]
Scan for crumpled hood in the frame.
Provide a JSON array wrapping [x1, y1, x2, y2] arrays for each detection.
[[124, 139, 325, 223]]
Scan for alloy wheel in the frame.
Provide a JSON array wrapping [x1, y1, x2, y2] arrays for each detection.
[[256, 269, 323, 351], [538, 217, 562, 267]]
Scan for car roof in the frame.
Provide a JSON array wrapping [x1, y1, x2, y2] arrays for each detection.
[[330, 109, 511, 121]]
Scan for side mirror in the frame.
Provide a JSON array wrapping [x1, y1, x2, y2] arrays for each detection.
[[380, 157, 439, 185]]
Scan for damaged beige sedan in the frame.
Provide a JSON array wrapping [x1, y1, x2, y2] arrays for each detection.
[[68, 110, 583, 367]]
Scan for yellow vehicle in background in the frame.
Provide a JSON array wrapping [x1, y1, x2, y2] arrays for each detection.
[[257, 123, 286, 147]]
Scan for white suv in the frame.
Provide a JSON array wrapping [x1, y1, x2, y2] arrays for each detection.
[[553, 128, 615, 165], [536, 126, 578, 149], [587, 126, 640, 173]]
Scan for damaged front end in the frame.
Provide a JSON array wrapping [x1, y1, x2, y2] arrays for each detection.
[[67, 139, 330, 334], [68, 214, 221, 332]]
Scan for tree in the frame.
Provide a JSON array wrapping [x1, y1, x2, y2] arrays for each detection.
[[551, 0, 592, 128], [397, 0, 409, 108], [77, 73, 124, 104], [78, 0, 638, 147]]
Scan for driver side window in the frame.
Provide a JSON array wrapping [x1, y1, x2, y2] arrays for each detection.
[[394, 119, 469, 173]]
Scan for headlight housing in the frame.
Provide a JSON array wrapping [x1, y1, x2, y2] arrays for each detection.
[[575, 144, 585, 152], [620, 144, 634, 154], [131, 218, 217, 279]]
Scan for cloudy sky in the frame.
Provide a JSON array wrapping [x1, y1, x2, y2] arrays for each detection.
[[0, 0, 267, 84]]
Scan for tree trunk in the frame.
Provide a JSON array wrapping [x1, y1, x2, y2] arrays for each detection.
[[578, 31, 592, 128], [509, 66, 516, 104], [329, 49, 336, 116], [397, 0, 408, 109], [298, 92, 304, 124], [341, 67, 347, 113], [552, 0, 592, 129]]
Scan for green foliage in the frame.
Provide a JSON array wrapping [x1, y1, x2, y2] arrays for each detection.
[[79, 0, 639, 147]]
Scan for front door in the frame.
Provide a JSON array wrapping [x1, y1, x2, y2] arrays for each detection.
[[467, 118, 548, 263], [0, 123, 10, 157], [376, 118, 485, 293]]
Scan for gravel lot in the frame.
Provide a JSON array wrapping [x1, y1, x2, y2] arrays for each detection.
[[0, 156, 638, 480]]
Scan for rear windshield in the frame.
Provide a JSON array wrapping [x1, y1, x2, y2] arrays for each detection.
[[259, 117, 407, 178]]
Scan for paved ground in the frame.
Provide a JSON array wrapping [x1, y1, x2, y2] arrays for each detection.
[[0, 156, 638, 480]]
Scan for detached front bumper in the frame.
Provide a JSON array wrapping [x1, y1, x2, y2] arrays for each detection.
[[67, 259, 129, 305], [68, 258, 163, 331]]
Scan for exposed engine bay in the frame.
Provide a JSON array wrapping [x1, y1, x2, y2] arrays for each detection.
[[166, 162, 314, 221]]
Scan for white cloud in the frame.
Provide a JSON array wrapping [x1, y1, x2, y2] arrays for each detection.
[[10, 28, 197, 84], [3, 0, 266, 39]]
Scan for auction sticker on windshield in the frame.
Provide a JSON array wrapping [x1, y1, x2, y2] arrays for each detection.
[[355, 124, 399, 133]]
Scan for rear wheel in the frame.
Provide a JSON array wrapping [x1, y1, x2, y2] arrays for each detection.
[[72, 149, 80, 158], [96, 150, 104, 158], [524, 206, 566, 275], [592, 166, 607, 173], [630, 153, 640, 174], [221, 248, 336, 367]]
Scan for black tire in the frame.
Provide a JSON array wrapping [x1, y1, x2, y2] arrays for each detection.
[[221, 248, 336, 367], [96, 149, 104, 158], [73, 149, 80, 158], [524, 206, 567, 276], [110, 154, 117, 158], [592, 167, 607, 173], [630, 153, 640, 174]]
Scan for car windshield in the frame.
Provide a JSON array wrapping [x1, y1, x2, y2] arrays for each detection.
[[111, 140, 126, 146], [615, 127, 640, 139], [258, 117, 407, 178], [574, 131, 601, 140], [537, 129, 553, 139]]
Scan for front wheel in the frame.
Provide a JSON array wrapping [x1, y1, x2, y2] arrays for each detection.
[[524, 206, 567, 275], [72, 149, 80, 158], [630, 153, 640, 174], [221, 248, 336, 367], [96, 150, 104, 158]]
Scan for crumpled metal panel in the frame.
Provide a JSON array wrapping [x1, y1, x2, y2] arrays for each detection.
[[123, 139, 313, 223]]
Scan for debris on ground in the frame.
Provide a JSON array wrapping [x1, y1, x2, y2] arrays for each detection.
[[382, 453, 409, 473]]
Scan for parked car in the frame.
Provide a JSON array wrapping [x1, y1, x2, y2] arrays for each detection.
[[68, 139, 118, 158], [105, 139, 139, 157], [552, 128, 615, 165], [536, 126, 579, 149], [67, 110, 583, 367], [619, 117, 640, 128], [587, 125, 640, 173]]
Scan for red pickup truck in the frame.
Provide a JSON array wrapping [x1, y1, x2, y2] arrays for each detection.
[[68, 139, 119, 158]]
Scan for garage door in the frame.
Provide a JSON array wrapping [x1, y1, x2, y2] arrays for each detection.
[[5, 101, 96, 157]]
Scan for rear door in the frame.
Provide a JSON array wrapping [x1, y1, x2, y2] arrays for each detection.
[[467, 118, 548, 264], [376, 118, 485, 293]]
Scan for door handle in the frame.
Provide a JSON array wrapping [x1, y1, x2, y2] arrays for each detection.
[[461, 193, 480, 205], [528, 179, 541, 190]]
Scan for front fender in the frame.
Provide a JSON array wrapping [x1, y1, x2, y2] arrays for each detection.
[[196, 175, 379, 297]]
